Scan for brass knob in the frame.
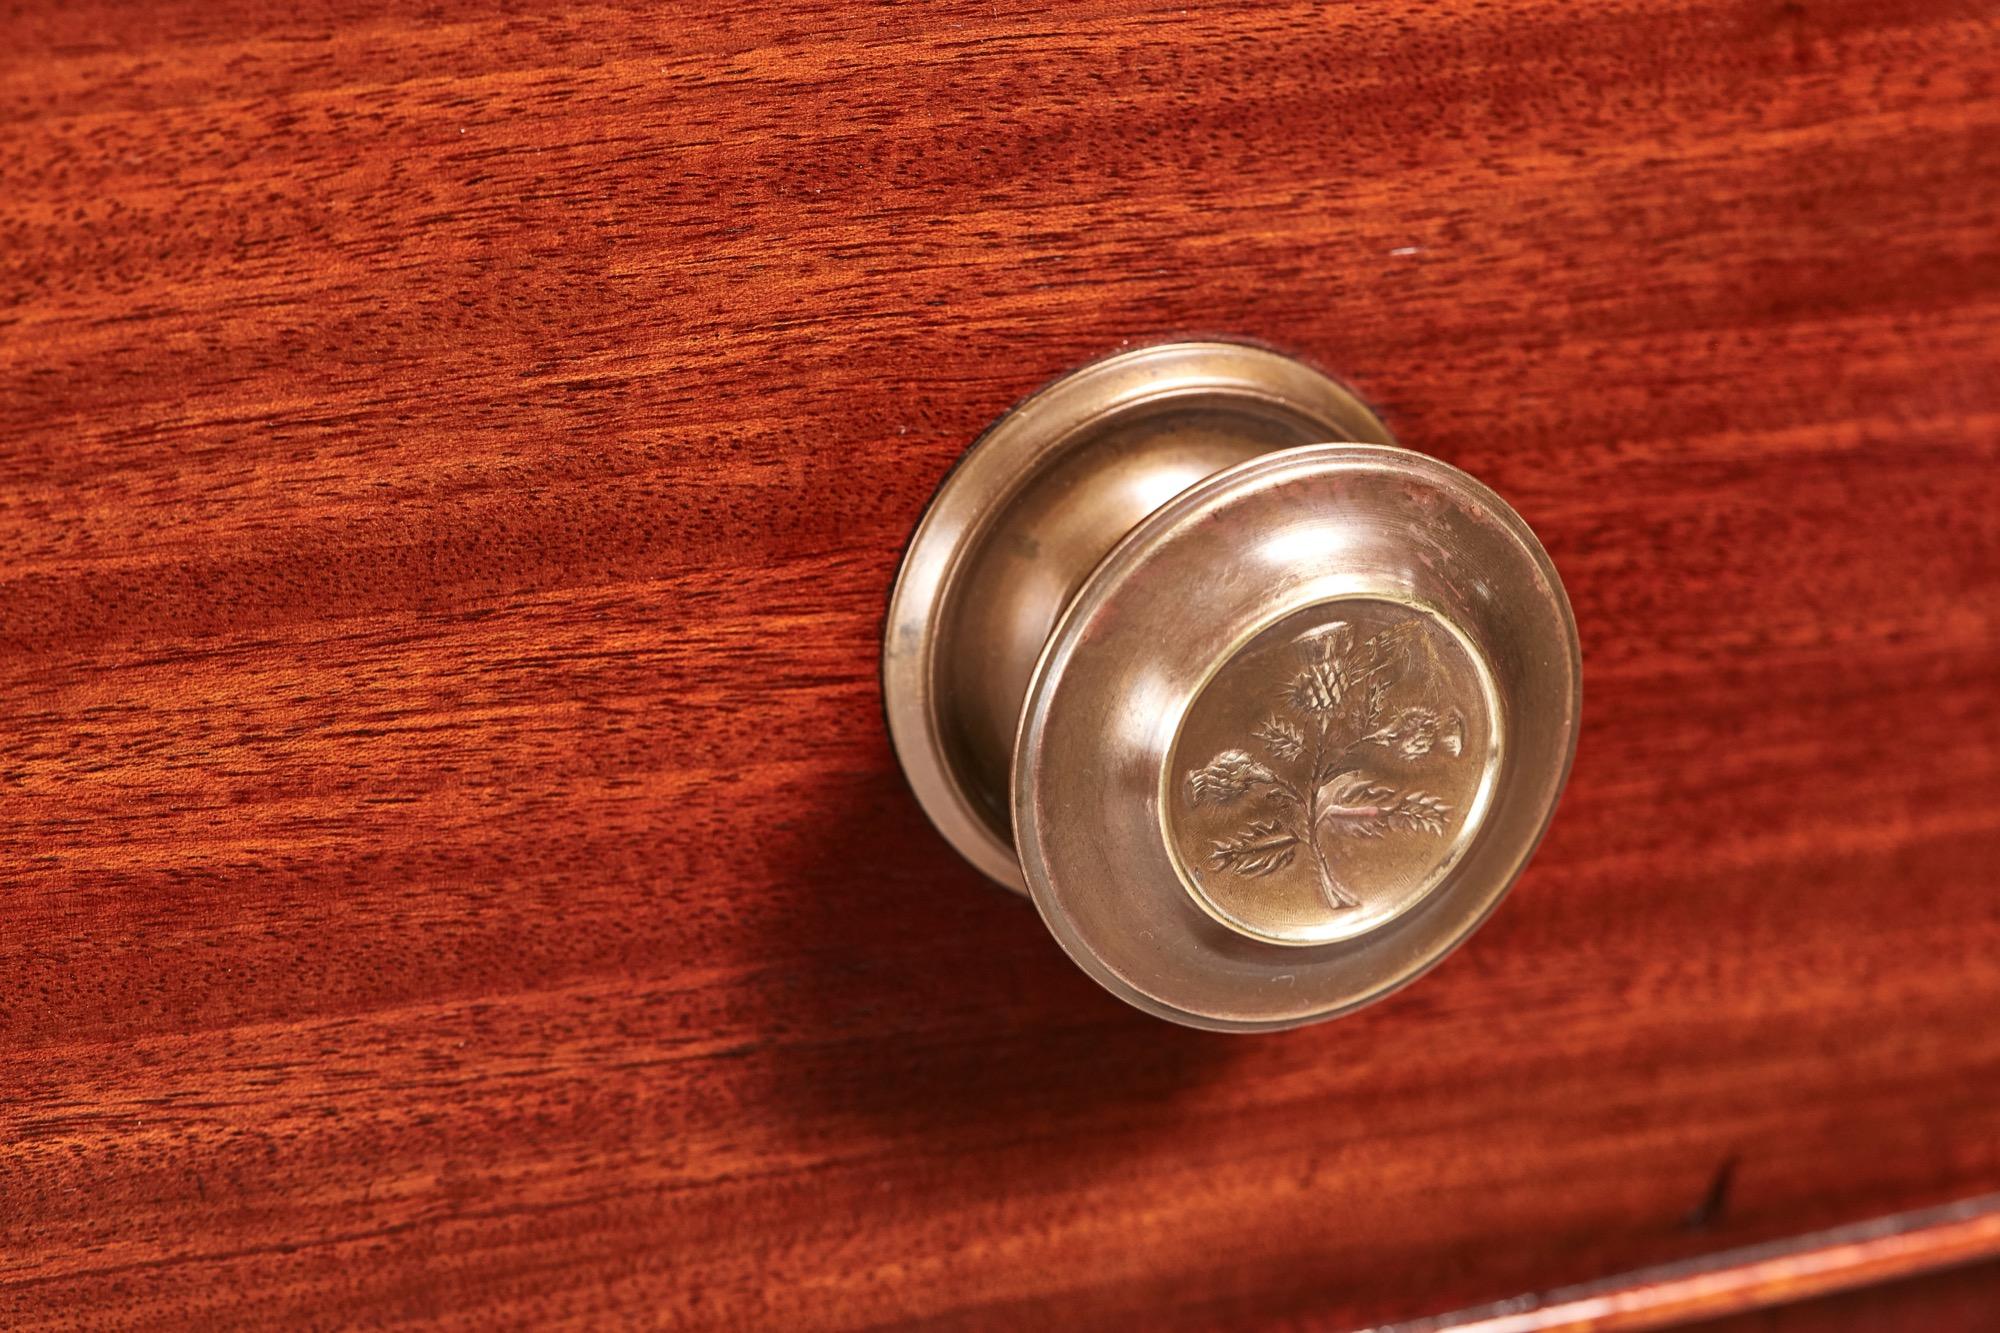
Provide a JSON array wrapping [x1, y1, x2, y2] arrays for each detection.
[[884, 343, 1579, 1031]]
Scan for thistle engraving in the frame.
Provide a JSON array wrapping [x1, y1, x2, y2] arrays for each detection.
[[1183, 619, 1465, 912]]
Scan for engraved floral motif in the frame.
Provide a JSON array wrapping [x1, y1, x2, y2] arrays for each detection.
[[1183, 618, 1464, 912]]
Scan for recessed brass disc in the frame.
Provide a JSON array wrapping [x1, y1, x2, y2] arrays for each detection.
[[1164, 597, 1502, 948]]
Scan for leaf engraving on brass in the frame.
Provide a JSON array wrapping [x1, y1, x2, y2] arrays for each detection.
[[1183, 620, 1464, 912]]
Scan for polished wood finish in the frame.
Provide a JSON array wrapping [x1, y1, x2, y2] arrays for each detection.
[[3, 0, 1997, 1328]]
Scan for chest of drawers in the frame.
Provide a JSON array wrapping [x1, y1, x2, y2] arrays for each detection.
[[4, 2, 1997, 1327]]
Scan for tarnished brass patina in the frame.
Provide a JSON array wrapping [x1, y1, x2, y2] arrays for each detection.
[[883, 342, 1579, 1031]]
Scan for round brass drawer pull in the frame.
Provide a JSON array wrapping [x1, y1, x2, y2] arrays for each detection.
[[884, 342, 1580, 1031]]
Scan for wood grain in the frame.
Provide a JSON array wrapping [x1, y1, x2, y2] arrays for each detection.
[[3, 0, 1998, 1328]]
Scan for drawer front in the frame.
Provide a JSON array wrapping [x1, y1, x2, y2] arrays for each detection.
[[4, 2, 1998, 1328]]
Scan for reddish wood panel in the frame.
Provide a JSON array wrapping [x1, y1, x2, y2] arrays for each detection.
[[2, 0, 1998, 1328]]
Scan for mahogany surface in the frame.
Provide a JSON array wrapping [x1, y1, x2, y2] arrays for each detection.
[[3, 0, 1998, 1328]]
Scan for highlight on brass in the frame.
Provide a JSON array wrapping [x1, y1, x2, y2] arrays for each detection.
[[883, 341, 1580, 1031]]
